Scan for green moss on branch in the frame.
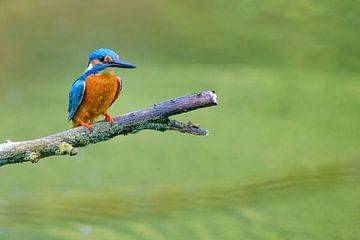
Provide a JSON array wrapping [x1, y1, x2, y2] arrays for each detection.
[[0, 90, 217, 167]]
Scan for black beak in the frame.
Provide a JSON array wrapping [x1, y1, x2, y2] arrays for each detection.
[[107, 58, 136, 68]]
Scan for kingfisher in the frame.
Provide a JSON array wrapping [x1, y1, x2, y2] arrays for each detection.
[[68, 48, 136, 130]]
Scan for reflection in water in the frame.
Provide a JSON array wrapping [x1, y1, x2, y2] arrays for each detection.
[[0, 164, 358, 224]]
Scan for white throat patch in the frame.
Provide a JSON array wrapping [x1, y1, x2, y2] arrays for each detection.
[[84, 63, 93, 73]]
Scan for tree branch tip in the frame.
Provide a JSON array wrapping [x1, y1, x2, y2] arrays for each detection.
[[168, 119, 208, 136], [209, 91, 218, 105]]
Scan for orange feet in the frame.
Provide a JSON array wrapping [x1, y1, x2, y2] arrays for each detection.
[[104, 113, 113, 124], [79, 120, 93, 131]]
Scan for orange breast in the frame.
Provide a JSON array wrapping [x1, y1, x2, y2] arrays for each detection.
[[72, 72, 120, 127]]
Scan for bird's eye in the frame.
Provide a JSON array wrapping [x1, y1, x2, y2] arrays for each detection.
[[99, 56, 105, 62]]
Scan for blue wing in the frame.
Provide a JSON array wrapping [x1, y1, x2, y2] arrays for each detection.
[[68, 78, 86, 120]]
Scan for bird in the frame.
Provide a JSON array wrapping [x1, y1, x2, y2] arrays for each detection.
[[68, 48, 136, 130]]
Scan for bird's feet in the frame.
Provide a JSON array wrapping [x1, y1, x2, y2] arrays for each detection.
[[104, 113, 113, 124], [79, 120, 93, 132]]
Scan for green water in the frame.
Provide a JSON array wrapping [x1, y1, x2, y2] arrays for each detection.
[[0, 1, 359, 239]]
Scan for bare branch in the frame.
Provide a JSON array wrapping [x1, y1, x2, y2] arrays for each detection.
[[0, 90, 218, 167]]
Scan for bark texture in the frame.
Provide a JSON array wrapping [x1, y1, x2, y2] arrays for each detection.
[[0, 90, 218, 167]]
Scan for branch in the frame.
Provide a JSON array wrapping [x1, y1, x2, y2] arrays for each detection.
[[0, 90, 218, 167]]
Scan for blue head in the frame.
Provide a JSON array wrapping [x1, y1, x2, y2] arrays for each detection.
[[85, 48, 136, 74]]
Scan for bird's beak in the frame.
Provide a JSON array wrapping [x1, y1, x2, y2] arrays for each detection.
[[107, 58, 136, 69]]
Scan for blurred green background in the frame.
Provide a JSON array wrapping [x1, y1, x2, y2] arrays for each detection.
[[0, 0, 359, 239]]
